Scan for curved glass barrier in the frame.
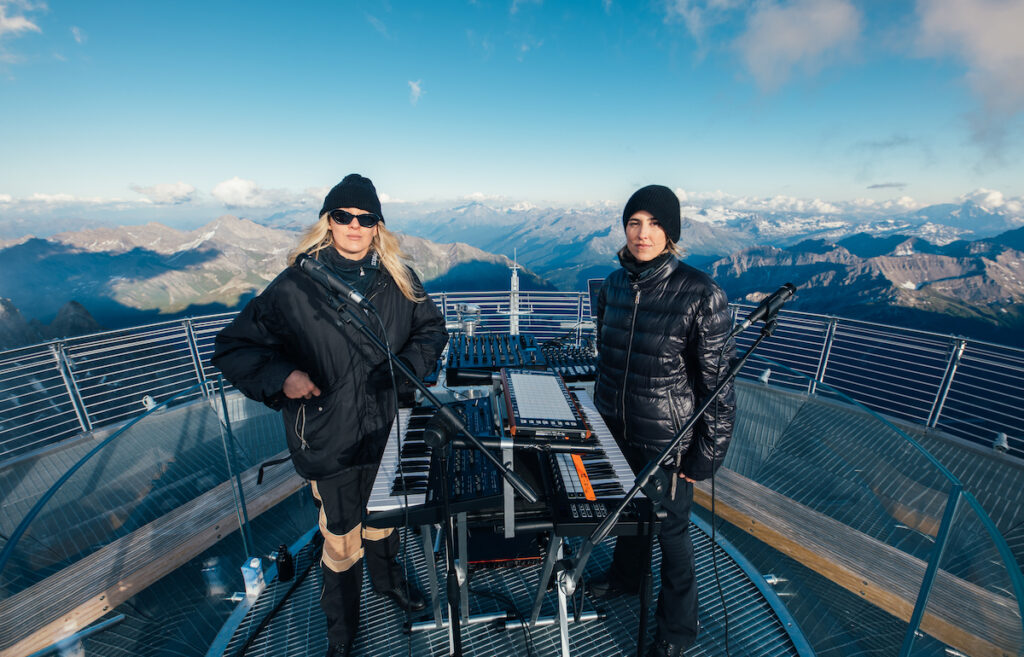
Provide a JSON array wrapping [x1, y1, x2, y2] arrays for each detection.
[[703, 352, 1024, 657], [0, 382, 286, 598]]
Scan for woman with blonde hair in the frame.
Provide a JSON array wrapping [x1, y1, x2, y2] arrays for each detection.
[[213, 174, 448, 657]]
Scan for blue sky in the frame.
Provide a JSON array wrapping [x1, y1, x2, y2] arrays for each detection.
[[1, 0, 1023, 231]]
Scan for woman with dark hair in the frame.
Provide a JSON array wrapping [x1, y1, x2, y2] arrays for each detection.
[[212, 174, 448, 657], [590, 184, 736, 657]]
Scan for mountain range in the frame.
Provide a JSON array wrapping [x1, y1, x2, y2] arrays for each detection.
[[0, 215, 551, 348], [0, 196, 1022, 349], [708, 229, 1024, 345]]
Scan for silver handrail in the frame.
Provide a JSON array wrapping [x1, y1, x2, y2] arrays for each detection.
[[1, 292, 1021, 462]]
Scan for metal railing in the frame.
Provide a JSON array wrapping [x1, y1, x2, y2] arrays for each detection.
[[1, 293, 1021, 462], [721, 356, 1024, 656]]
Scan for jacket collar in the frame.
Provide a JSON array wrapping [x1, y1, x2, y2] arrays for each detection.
[[620, 250, 676, 286]]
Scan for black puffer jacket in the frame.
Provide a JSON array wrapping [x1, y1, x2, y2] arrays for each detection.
[[212, 257, 448, 480], [594, 254, 735, 480]]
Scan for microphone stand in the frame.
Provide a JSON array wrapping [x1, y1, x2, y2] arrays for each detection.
[[321, 293, 538, 657], [557, 316, 781, 656]]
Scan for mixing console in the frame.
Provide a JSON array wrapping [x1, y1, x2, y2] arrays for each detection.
[[540, 338, 598, 382], [446, 333, 547, 371]]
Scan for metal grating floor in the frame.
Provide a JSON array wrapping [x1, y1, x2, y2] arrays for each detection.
[[215, 519, 804, 657]]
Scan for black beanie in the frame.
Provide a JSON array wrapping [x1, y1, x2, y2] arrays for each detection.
[[622, 184, 680, 243], [319, 173, 384, 221]]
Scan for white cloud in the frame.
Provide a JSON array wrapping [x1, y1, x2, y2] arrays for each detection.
[[734, 0, 861, 90], [211, 177, 300, 208], [18, 192, 123, 206], [888, 196, 923, 211], [0, 1, 42, 38], [664, 0, 746, 49], [130, 182, 196, 205], [30, 192, 77, 204], [916, 0, 1024, 153], [212, 177, 269, 208], [0, 193, 12, 203], [70, 25, 84, 44], [365, 13, 388, 38], [0, 0, 44, 66], [959, 188, 1024, 213], [747, 195, 841, 214], [408, 79, 423, 105]]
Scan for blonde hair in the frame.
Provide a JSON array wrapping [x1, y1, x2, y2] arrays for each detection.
[[288, 214, 425, 302]]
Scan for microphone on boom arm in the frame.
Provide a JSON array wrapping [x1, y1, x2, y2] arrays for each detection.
[[295, 253, 376, 312], [729, 283, 796, 338]]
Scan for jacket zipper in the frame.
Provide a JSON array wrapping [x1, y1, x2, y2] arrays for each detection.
[[621, 285, 641, 442]]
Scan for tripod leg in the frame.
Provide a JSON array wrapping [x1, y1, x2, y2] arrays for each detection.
[[556, 562, 571, 657], [531, 535, 563, 625], [421, 523, 444, 628], [637, 500, 659, 657]]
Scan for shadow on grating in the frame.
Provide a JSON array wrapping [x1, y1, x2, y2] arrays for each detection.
[[222, 522, 801, 657]]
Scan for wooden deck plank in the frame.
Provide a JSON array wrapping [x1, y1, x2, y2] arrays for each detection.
[[0, 450, 305, 657], [695, 468, 1022, 657]]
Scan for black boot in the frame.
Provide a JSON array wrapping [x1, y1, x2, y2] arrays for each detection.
[[365, 532, 426, 612], [646, 638, 687, 657], [320, 561, 362, 652], [588, 570, 641, 599]]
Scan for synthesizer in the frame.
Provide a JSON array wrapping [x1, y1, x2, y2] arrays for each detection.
[[541, 338, 598, 382], [539, 389, 651, 536], [366, 395, 503, 517]]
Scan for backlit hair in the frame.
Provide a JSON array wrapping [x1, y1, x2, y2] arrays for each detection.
[[288, 214, 425, 302]]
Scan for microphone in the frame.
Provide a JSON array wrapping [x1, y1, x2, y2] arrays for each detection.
[[295, 253, 375, 311], [730, 283, 796, 337]]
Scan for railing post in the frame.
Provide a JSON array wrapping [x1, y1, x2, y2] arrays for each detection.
[[51, 342, 92, 433], [182, 318, 208, 396], [576, 293, 585, 347], [216, 376, 255, 558], [898, 484, 962, 657], [810, 317, 838, 395], [927, 338, 966, 428]]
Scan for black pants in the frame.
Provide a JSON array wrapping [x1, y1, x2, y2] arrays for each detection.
[[605, 419, 699, 648], [312, 464, 405, 649]]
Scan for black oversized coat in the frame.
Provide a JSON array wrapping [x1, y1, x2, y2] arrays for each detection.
[[594, 255, 735, 480], [212, 259, 448, 480]]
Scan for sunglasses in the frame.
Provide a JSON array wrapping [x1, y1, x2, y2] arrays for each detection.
[[329, 208, 382, 228]]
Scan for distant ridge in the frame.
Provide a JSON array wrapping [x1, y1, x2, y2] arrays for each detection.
[[708, 231, 1024, 345], [2, 206, 1023, 349], [0, 299, 101, 350], [0, 216, 550, 347]]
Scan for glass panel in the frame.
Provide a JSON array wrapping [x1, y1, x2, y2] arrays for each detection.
[[0, 389, 284, 599], [906, 491, 1024, 656], [706, 353, 985, 656]]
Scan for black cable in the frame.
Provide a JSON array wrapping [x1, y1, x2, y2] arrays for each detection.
[[371, 311, 416, 657], [709, 338, 731, 657], [468, 585, 536, 657], [440, 384, 472, 401]]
